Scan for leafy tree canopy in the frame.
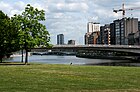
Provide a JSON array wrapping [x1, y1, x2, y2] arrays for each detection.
[[0, 10, 20, 62], [12, 4, 50, 49], [12, 4, 50, 63]]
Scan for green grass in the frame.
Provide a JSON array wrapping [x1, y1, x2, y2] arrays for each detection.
[[0, 64, 140, 92]]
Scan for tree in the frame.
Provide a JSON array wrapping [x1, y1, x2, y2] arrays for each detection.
[[12, 4, 50, 64], [0, 10, 20, 62]]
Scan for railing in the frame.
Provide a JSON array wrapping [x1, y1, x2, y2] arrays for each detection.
[[53, 45, 140, 49]]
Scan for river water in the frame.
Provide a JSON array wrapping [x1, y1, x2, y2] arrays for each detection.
[[6, 55, 133, 65]]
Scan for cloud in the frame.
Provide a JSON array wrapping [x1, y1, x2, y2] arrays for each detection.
[[0, 1, 13, 15], [47, 1, 88, 13], [14, 1, 25, 10], [0, 1, 26, 17], [66, 3, 89, 13], [0, 0, 140, 45], [65, 0, 87, 3]]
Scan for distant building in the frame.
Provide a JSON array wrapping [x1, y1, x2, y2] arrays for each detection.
[[99, 26, 105, 44], [134, 31, 140, 45], [128, 33, 135, 45], [68, 40, 75, 45], [99, 24, 110, 45], [93, 22, 100, 32], [114, 19, 124, 45], [57, 34, 64, 45], [138, 21, 140, 31], [125, 18, 138, 37], [134, 21, 140, 45], [91, 31, 100, 44], [85, 22, 100, 45], [104, 24, 110, 45], [110, 23, 115, 45], [87, 22, 100, 33], [113, 17, 138, 45], [87, 22, 93, 33], [85, 33, 91, 44], [85, 31, 100, 45], [85, 17, 139, 45]]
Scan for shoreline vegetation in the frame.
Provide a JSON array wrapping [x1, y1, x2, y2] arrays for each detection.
[[0, 63, 140, 92]]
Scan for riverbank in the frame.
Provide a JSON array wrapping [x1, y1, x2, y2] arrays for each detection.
[[0, 62, 25, 65], [76, 54, 140, 61], [0, 64, 140, 92], [76, 55, 140, 66]]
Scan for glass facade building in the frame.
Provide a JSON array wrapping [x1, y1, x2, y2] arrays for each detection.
[[57, 34, 64, 45]]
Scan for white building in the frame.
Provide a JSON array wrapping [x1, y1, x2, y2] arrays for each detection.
[[87, 22, 100, 33], [85, 22, 100, 45]]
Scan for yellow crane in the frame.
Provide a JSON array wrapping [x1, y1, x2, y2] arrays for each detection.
[[113, 3, 140, 18]]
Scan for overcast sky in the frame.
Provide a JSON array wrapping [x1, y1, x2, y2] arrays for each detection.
[[0, 0, 140, 45]]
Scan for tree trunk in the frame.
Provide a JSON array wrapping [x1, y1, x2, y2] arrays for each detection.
[[25, 49, 28, 64], [0, 55, 3, 63], [21, 49, 23, 63], [24, 40, 28, 64], [0, 57, 2, 63]]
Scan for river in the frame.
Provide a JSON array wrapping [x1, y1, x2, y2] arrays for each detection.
[[6, 55, 136, 66]]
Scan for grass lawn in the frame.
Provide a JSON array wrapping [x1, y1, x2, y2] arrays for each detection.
[[0, 64, 140, 92]]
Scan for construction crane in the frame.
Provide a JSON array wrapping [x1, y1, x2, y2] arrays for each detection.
[[113, 3, 140, 18]]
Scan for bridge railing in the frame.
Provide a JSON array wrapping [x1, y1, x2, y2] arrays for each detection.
[[53, 45, 140, 49]]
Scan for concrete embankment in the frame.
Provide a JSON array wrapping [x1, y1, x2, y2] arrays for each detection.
[[76, 54, 129, 60], [76, 54, 140, 66]]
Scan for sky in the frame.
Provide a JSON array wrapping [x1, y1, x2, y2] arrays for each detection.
[[0, 0, 140, 45]]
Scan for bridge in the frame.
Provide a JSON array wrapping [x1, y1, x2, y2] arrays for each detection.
[[32, 45, 140, 54], [31, 45, 140, 61]]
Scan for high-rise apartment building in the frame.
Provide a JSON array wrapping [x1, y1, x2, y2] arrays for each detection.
[[134, 21, 140, 45], [113, 17, 138, 45], [85, 31, 100, 44], [85, 17, 139, 45], [87, 22, 100, 33], [99, 26, 104, 44], [99, 24, 110, 45], [110, 23, 115, 45], [87, 22, 93, 33], [104, 24, 110, 45], [114, 19, 125, 45], [125, 18, 138, 37], [85, 22, 100, 45], [57, 34, 64, 45]]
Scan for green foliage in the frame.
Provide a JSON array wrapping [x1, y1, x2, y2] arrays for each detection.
[[12, 4, 50, 63], [0, 4, 50, 63], [0, 10, 20, 62], [12, 4, 50, 49]]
